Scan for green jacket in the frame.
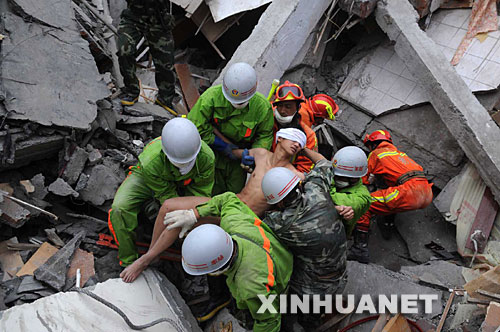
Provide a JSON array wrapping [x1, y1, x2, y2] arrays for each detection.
[[187, 85, 274, 150], [197, 192, 292, 332], [330, 179, 371, 236], [132, 137, 215, 203]]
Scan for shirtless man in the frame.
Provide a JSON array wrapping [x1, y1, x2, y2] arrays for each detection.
[[120, 128, 306, 282]]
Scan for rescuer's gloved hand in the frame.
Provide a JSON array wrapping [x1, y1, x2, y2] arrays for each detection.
[[164, 209, 197, 238], [240, 149, 255, 173]]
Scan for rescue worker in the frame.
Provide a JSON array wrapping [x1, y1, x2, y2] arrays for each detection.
[[330, 146, 372, 237], [299, 94, 340, 128], [181, 203, 293, 332], [109, 118, 215, 279], [188, 62, 274, 195], [272, 81, 318, 173], [349, 130, 433, 263], [261, 149, 347, 329], [117, 0, 176, 113]]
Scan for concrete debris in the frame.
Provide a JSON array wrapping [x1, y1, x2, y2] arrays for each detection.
[[0, 193, 31, 228], [66, 248, 95, 288], [375, 0, 500, 206], [19, 180, 35, 194], [214, 0, 333, 96], [44, 228, 65, 247], [34, 231, 85, 291], [87, 145, 103, 166], [78, 164, 122, 206], [400, 260, 466, 290], [75, 173, 90, 192], [16, 242, 59, 277], [344, 261, 443, 318], [9, 0, 74, 29], [0, 11, 108, 130], [48, 178, 79, 198], [464, 264, 500, 301], [17, 275, 47, 294], [450, 303, 486, 330], [204, 308, 249, 332], [62, 147, 90, 185], [0, 269, 201, 332], [433, 168, 465, 219], [0, 237, 24, 281]]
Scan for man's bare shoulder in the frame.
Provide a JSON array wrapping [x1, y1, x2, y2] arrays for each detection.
[[250, 148, 271, 158]]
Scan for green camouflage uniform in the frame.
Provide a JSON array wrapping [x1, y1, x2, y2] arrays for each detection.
[[187, 85, 274, 195], [117, 0, 175, 105], [109, 138, 215, 266], [263, 159, 347, 296], [330, 179, 372, 237]]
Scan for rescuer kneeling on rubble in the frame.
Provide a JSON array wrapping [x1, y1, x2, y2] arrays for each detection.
[[349, 130, 433, 264], [330, 146, 372, 238], [181, 205, 293, 332], [260, 149, 347, 330], [271, 81, 318, 174], [108, 118, 215, 278], [187, 62, 274, 195]]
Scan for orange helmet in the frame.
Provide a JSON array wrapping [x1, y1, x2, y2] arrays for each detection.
[[363, 130, 392, 145], [308, 94, 339, 120], [274, 81, 306, 104]]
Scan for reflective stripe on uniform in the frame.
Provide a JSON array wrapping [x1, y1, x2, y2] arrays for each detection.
[[377, 151, 407, 159], [371, 189, 399, 203], [253, 218, 275, 292], [107, 208, 120, 245]]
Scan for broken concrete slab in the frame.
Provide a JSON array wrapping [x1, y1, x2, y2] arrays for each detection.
[[214, 0, 332, 96], [44, 228, 65, 247], [464, 265, 500, 301], [204, 308, 249, 332], [450, 303, 486, 330], [400, 260, 466, 290], [78, 164, 122, 206], [375, 0, 500, 205], [17, 275, 47, 294], [16, 242, 58, 277], [0, 269, 202, 332], [0, 193, 31, 228], [396, 206, 457, 263], [9, 0, 75, 29], [34, 231, 85, 291], [87, 145, 103, 166], [48, 178, 79, 198], [0, 12, 108, 130], [344, 261, 443, 317], [62, 147, 89, 185], [0, 237, 24, 281], [95, 250, 121, 282]]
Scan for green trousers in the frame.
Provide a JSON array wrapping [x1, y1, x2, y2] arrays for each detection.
[[212, 155, 246, 195], [109, 172, 155, 266]]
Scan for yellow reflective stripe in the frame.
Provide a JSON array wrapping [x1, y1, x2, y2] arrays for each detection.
[[371, 190, 399, 203], [377, 151, 407, 159]]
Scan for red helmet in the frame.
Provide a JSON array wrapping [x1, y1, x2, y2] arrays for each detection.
[[308, 94, 339, 120], [363, 130, 392, 145], [274, 81, 306, 104]]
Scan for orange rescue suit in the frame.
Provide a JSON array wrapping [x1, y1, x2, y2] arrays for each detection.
[[271, 121, 318, 174], [298, 102, 315, 128], [357, 141, 433, 232]]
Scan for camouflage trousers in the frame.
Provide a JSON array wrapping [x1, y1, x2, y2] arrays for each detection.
[[117, 8, 175, 105]]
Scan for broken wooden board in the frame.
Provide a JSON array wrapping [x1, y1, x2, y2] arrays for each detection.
[[16, 242, 58, 277], [0, 237, 24, 281], [382, 314, 411, 332], [483, 301, 500, 332], [67, 249, 95, 287], [372, 313, 390, 332], [174, 63, 200, 111], [464, 265, 500, 301]]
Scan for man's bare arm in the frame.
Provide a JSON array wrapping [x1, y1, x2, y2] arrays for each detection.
[[302, 148, 326, 164]]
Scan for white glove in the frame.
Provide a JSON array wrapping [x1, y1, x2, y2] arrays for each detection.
[[164, 209, 197, 238]]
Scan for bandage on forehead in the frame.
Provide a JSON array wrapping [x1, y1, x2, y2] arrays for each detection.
[[276, 128, 306, 148]]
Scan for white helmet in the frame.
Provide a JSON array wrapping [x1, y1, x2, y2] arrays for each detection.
[[261, 167, 300, 204], [332, 146, 368, 178], [182, 224, 234, 276], [161, 118, 201, 163], [222, 62, 257, 104]]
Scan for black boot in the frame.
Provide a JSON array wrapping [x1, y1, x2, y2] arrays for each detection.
[[377, 214, 395, 240], [347, 229, 369, 264]]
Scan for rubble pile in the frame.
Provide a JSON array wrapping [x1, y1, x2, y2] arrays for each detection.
[[0, 0, 500, 331]]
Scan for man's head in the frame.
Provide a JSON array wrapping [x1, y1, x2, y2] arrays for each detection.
[[332, 146, 367, 189], [307, 94, 340, 125], [261, 167, 301, 209], [182, 224, 236, 276], [363, 130, 392, 151], [222, 62, 257, 109], [161, 118, 201, 174], [275, 128, 306, 156], [273, 81, 305, 125]]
